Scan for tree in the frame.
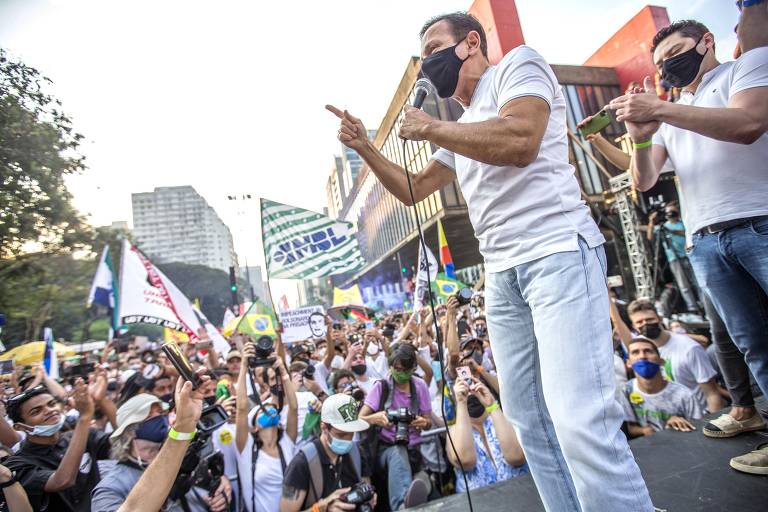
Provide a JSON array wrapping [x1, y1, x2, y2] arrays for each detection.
[[0, 48, 90, 258]]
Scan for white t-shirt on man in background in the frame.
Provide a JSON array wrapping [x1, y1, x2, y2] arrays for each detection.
[[652, 47, 768, 245]]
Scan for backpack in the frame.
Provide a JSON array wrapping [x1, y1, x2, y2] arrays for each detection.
[[299, 439, 362, 507]]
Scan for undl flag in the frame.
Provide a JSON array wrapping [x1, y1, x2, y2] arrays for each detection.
[[261, 198, 366, 279]]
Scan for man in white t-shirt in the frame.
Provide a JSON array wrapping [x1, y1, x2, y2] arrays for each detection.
[[607, 18, 768, 474], [327, 11, 651, 512], [622, 300, 725, 413]]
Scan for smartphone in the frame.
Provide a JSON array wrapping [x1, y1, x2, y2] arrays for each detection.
[[579, 109, 612, 137], [195, 340, 212, 350], [456, 366, 472, 386], [198, 404, 229, 433], [0, 360, 14, 376], [162, 342, 200, 388]]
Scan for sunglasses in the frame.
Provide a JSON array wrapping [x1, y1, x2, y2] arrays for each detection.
[[4, 384, 48, 410]]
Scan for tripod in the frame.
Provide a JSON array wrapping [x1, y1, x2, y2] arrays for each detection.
[[650, 223, 702, 316]]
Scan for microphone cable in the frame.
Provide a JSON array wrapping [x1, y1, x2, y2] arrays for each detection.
[[400, 136, 474, 512]]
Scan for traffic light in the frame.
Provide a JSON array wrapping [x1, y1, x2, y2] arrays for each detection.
[[228, 266, 239, 307]]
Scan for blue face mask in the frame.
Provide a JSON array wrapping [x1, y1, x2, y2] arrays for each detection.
[[257, 408, 280, 429], [329, 434, 353, 455], [631, 360, 661, 379], [30, 415, 66, 437], [135, 415, 169, 443]]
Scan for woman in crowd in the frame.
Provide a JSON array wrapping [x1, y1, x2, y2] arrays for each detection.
[[449, 378, 527, 492], [235, 342, 298, 512]]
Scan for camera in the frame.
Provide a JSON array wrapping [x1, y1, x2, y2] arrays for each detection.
[[248, 336, 276, 368], [348, 333, 361, 345], [342, 382, 365, 402], [342, 482, 375, 512], [455, 287, 473, 306], [169, 404, 228, 502], [386, 407, 415, 445], [302, 364, 315, 381], [648, 197, 668, 223]]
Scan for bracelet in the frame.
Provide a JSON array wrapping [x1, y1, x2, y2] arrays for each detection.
[[311, 504, 321, 512], [0, 474, 16, 489], [168, 427, 197, 441], [475, 365, 484, 374], [485, 402, 500, 414], [633, 139, 653, 149]]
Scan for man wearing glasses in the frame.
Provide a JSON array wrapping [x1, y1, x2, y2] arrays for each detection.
[[4, 381, 110, 512]]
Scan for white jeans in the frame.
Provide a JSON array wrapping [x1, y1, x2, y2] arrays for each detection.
[[486, 238, 652, 511]]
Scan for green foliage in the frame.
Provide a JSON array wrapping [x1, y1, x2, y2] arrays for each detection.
[[0, 48, 90, 258]]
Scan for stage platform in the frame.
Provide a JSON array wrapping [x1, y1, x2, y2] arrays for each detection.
[[412, 401, 767, 511]]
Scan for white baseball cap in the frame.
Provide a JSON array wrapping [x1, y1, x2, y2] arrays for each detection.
[[321, 393, 369, 433], [111, 393, 169, 439]]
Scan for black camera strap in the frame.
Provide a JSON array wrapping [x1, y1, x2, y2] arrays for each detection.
[[380, 377, 420, 418]]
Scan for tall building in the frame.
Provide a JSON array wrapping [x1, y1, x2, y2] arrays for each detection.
[[240, 265, 266, 302], [326, 1, 672, 301], [131, 186, 238, 273]]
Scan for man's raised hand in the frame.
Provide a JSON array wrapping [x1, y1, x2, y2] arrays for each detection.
[[326, 105, 368, 151]]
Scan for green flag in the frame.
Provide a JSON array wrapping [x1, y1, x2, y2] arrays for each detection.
[[261, 198, 366, 279]]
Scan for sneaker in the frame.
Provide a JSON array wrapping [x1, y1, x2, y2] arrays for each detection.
[[730, 443, 768, 475], [702, 412, 767, 438], [402, 476, 430, 509]]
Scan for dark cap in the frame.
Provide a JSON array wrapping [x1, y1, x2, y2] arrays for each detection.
[[459, 336, 482, 351]]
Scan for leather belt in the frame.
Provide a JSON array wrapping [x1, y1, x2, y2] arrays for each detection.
[[697, 215, 767, 235]]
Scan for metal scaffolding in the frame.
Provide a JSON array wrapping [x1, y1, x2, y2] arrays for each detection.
[[609, 172, 654, 298]]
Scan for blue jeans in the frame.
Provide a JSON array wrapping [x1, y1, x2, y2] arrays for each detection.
[[687, 217, 768, 399], [377, 444, 412, 510], [486, 238, 652, 512]]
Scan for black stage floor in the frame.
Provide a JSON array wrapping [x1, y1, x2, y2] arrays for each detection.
[[412, 400, 768, 511]]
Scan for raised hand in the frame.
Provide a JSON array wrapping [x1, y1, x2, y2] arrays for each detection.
[[606, 76, 661, 142], [399, 106, 435, 141], [326, 105, 368, 151], [73, 378, 95, 420]]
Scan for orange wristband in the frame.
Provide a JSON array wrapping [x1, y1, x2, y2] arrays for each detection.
[[475, 366, 484, 374], [312, 504, 321, 512]]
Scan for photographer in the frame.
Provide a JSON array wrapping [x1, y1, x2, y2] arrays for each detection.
[[280, 393, 374, 512], [646, 201, 700, 313], [236, 341, 299, 512], [5, 378, 109, 512], [359, 343, 432, 511], [116, 375, 227, 512], [449, 378, 526, 492], [92, 392, 231, 511]]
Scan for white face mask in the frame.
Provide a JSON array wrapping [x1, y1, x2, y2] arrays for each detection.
[[367, 343, 380, 356], [29, 416, 66, 437]]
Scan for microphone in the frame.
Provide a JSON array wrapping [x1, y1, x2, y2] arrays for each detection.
[[412, 78, 432, 109]]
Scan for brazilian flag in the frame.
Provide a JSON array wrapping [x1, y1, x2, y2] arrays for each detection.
[[432, 272, 467, 299]]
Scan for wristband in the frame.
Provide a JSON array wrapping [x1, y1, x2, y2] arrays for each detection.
[[311, 504, 321, 512], [0, 473, 16, 489], [485, 402, 500, 414], [475, 365, 484, 374], [633, 140, 653, 150], [168, 427, 197, 441]]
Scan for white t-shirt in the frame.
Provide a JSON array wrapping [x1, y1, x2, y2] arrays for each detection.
[[653, 47, 768, 246], [432, 45, 604, 272], [279, 390, 317, 432], [620, 379, 704, 431], [212, 422, 241, 506], [657, 332, 717, 406], [237, 433, 296, 512], [366, 352, 389, 380]]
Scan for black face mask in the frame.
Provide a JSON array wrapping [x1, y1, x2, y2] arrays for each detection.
[[351, 364, 367, 376], [269, 384, 281, 396], [159, 393, 173, 404], [662, 36, 707, 88], [467, 395, 486, 419], [421, 40, 468, 98], [475, 326, 487, 338], [639, 322, 663, 340]]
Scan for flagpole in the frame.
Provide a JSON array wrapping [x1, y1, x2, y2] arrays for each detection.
[[258, 198, 280, 316]]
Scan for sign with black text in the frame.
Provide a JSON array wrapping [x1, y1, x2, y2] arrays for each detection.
[[280, 306, 326, 343]]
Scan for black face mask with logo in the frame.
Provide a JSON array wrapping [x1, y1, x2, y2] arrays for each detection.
[[467, 395, 486, 419], [662, 36, 707, 88], [421, 39, 469, 98]]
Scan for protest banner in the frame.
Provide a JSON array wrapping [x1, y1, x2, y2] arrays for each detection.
[[279, 305, 327, 343]]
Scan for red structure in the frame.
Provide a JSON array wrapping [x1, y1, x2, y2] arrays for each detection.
[[466, 1, 670, 92], [468, 0, 526, 65], [584, 6, 671, 92]]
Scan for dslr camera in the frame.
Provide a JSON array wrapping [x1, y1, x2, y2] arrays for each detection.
[[386, 407, 415, 445], [302, 364, 315, 381], [455, 287, 473, 306], [341, 482, 375, 512], [342, 382, 365, 402], [248, 336, 277, 368]]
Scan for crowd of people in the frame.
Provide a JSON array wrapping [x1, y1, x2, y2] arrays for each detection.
[[1, 3, 767, 511]]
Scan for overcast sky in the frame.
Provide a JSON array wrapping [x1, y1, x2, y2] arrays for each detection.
[[0, 0, 736, 304]]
